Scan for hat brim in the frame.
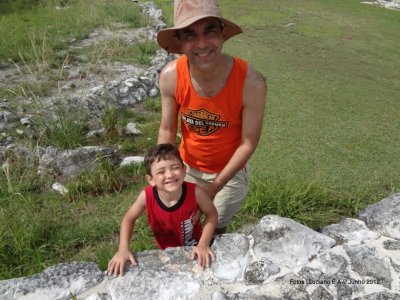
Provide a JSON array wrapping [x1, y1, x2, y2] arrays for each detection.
[[156, 16, 242, 54]]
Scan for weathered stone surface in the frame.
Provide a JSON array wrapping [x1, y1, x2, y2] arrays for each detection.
[[210, 233, 249, 282], [1, 199, 400, 300], [309, 285, 335, 300], [119, 156, 144, 167], [0, 146, 7, 163], [359, 193, 400, 240], [252, 215, 336, 268], [375, 0, 400, 10], [56, 146, 116, 177], [108, 267, 200, 300], [125, 122, 141, 135], [244, 260, 280, 284], [0, 262, 103, 300], [345, 244, 392, 289], [384, 239, 400, 251], [322, 218, 379, 245], [242, 273, 310, 300], [353, 291, 400, 299]]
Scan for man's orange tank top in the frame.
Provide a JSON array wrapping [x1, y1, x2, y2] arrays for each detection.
[[175, 55, 248, 173]]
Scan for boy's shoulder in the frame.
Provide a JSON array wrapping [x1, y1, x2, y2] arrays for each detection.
[[183, 181, 198, 193]]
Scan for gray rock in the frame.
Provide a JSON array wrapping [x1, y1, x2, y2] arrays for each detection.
[[119, 156, 144, 167], [243, 273, 310, 300], [20, 117, 31, 126], [56, 146, 116, 177], [351, 258, 392, 289], [345, 244, 392, 289], [0, 262, 103, 300], [310, 286, 335, 300], [313, 252, 348, 276], [52, 182, 69, 195], [322, 218, 379, 245], [244, 260, 280, 284], [359, 193, 400, 240], [252, 215, 336, 268], [354, 291, 400, 299], [383, 239, 400, 250], [108, 265, 200, 300], [1, 194, 400, 300], [0, 146, 7, 163], [210, 233, 249, 282], [125, 122, 141, 135]]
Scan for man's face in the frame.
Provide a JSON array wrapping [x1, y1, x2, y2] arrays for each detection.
[[178, 17, 225, 70]]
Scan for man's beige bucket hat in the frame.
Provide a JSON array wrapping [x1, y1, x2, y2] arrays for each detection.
[[156, 0, 242, 54]]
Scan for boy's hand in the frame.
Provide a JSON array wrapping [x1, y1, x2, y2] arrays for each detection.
[[191, 244, 215, 269], [107, 249, 137, 276]]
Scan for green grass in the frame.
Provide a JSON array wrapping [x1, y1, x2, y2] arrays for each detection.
[[222, 0, 400, 193], [211, 0, 399, 230], [83, 39, 159, 66], [1, 0, 399, 280], [0, 0, 149, 64]]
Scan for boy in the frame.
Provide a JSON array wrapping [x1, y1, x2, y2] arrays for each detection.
[[107, 143, 218, 276]]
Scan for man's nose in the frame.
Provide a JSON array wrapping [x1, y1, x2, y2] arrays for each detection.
[[195, 33, 208, 47]]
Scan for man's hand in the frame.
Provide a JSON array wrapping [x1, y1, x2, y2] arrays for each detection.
[[200, 182, 221, 200]]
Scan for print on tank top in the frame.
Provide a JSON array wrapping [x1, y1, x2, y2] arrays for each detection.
[[181, 212, 198, 246], [181, 108, 229, 136]]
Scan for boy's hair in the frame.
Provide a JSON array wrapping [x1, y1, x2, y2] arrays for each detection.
[[144, 143, 184, 176]]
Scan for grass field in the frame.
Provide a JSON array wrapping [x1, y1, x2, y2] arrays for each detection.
[[1, 0, 399, 279]]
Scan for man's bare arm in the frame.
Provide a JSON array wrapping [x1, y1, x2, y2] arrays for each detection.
[[158, 60, 179, 145], [206, 66, 267, 198]]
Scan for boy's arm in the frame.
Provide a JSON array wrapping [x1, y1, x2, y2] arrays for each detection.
[[192, 186, 218, 268], [107, 190, 146, 276]]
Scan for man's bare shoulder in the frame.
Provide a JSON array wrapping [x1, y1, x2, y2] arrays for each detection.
[[246, 64, 267, 89], [159, 59, 179, 94], [243, 64, 267, 107], [160, 59, 178, 80]]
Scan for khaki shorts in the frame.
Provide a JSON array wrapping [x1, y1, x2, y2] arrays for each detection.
[[184, 163, 249, 229]]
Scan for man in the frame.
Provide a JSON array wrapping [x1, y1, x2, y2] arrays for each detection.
[[156, 0, 267, 234]]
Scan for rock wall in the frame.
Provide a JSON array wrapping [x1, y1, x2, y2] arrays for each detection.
[[369, 0, 400, 10], [1, 193, 399, 300]]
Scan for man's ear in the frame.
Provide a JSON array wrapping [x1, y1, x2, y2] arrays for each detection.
[[146, 174, 155, 186]]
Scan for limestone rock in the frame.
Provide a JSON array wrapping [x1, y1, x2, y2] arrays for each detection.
[[0, 262, 103, 300], [359, 193, 400, 240], [252, 215, 336, 268]]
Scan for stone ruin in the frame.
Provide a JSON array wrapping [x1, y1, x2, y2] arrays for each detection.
[[0, 193, 399, 300]]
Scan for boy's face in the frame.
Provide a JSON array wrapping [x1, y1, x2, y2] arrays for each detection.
[[146, 157, 186, 193]]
